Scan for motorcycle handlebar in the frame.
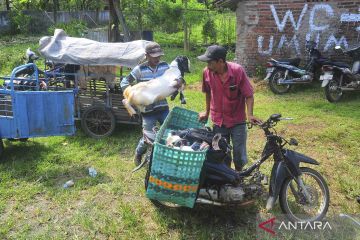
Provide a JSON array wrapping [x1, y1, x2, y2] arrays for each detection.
[[247, 115, 293, 130]]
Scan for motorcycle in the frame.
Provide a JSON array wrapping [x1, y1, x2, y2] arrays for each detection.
[[264, 41, 331, 94], [5, 48, 77, 90], [320, 45, 360, 102], [134, 113, 330, 222]]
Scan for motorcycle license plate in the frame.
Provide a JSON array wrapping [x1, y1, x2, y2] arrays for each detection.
[[266, 67, 274, 73], [320, 73, 333, 81], [264, 68, 274, 81]]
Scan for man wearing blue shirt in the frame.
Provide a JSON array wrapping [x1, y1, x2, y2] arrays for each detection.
[[121, 42, 169, 166]]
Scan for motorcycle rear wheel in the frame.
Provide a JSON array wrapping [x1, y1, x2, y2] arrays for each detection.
[[279, 167, 329, 222], [325, 79, 343, 102], [269, 69, 292, 94]]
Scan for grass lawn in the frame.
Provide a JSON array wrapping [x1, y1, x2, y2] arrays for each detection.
[[0, 82, 359, 239], [0, 38, 359, 239]]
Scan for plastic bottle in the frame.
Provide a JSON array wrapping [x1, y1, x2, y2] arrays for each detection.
[[88, 167, 97, 177], [63, 179, 74, 188]]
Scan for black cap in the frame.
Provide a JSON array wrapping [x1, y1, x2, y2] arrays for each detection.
[[145, 42, 164, 57], [197, 45, 227, 62]]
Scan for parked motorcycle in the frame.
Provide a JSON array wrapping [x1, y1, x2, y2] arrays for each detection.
[[5, 48, 77, 90], [264, 41, 331, 94], [134, 114, 330, 222], [320, 45, 360, 102]]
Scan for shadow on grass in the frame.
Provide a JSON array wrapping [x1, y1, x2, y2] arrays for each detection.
[[305, 91, 360, 119], [0, 139, 112, 190], [153, 203, 260, 239], [65, 121, 142, 147], [288, 81, 321, 94], [0, 139, 49, 163]]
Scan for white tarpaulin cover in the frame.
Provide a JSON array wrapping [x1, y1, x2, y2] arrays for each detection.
[[38, 29, 150, 68]]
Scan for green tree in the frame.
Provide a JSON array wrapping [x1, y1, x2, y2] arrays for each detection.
[[202, 18, 217, 44]]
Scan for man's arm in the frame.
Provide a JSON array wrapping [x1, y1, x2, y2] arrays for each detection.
[[199, 70, 211, 122], [120, 66, 140, 92], [245, 96, 262, 124], [199, 91, 211, 121], [120, 74, 135, 92]]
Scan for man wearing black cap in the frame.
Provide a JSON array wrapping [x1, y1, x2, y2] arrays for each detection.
[[197, 45, 262, 171], [121, 42, 170, 166]]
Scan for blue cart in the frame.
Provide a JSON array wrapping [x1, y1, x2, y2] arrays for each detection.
[[0, 63, 75, 156]]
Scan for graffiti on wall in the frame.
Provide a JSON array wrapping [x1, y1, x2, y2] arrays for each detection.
[[257, 4, 360, 56]]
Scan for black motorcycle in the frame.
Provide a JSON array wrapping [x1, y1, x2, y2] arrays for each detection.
[[320, 45, 360, 102], [134, 114, 330, 222], [264, 41, 330, 94]]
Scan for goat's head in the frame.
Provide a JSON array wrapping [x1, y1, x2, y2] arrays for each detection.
[[175, 56, 190, 77]]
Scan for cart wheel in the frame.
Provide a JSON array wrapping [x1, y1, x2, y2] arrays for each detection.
[[0, 139, 3, 158], [81, 106, 116, 139]]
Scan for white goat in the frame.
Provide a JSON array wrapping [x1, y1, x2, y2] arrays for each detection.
[[122, 56, 190, 116]]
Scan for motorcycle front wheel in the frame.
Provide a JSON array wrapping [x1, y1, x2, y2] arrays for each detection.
[[268, 69, 292, 94], [279, 167, 330, 222], [325, 79, 343, 102]]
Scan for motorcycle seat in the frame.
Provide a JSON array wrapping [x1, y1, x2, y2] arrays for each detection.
[[344, 45, 360, 55], [344, 45, 360, 59], [271, 58, 301, 67], [323, 61, 350, 68], [202, 161, 240, 185], [331, 62, 350, 68]]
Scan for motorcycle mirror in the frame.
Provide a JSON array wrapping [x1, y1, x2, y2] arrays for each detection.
[[289, 138, 298, 146], [270, 113, 281, 121]]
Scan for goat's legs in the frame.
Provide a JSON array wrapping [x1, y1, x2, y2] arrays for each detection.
[[170, 90, 179, 101], [180, 91, 186, 104], [122, 99, 137, 116]]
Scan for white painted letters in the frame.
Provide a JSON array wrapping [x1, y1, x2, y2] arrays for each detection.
[[257, 35, 274, 56], [277, 35, 300, 55], [324, 35, 349, 51], [257, 4, 360, 56], [309, 4, 334, 32], [270, 4, 308, 32]]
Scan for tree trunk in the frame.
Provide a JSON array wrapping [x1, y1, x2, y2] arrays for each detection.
[[112, 0, 131, 42], [95, 7, 99, 24], [183, 0, 190, 51], [108, 0, 120, 42], [5, 0, 10, 10], [137, 3, 143, 38], [53, 0, 59, 23]]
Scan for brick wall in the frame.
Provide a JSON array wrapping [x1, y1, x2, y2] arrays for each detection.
[[235, 0, 360, 75]]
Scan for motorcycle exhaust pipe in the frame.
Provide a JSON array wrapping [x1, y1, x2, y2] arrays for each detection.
[[196, 198, 256, 206], [280, 78, 312, 84], [340, 87, 358, 91], [196, 197, 224, 206]]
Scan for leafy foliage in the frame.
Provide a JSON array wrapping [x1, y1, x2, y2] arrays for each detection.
[[7, 7, 47, 35], [47, 20, 88, 37], [217, 12, 236, 45], [202, 19, 217, 44]]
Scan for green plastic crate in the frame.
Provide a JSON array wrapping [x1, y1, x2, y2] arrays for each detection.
[[146, 107, 207, 208]]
